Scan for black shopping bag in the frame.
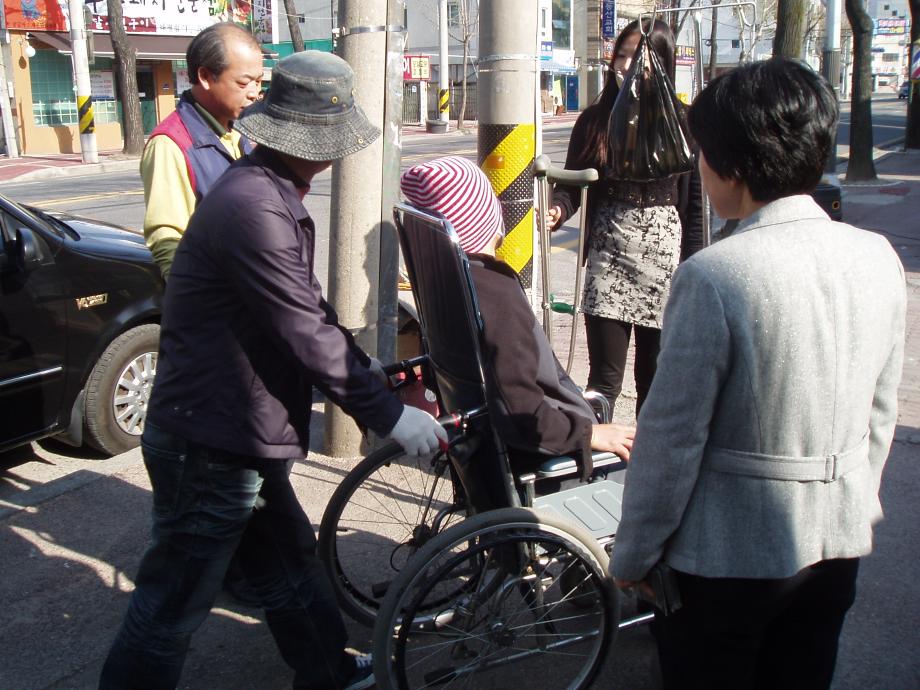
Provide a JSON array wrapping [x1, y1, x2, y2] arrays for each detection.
[[607, 31, 693, 181]]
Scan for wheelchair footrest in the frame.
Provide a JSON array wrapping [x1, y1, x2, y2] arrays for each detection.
[[533, 480, 623, 540]]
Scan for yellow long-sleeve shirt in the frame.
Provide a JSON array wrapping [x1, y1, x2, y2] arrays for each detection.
[[141, 103, 244, 279]]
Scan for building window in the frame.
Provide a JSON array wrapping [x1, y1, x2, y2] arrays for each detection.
[[552, 0, 570, 50], [541, 8, 548, 29], [30, 51, 118, 127], [732, 39, 740, 48], [447, 0, 461, 29]]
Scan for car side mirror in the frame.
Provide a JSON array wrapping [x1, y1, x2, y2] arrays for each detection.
[[13, 227, 44, 272]]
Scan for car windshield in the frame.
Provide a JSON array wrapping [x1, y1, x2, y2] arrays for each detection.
[[0, 195, 71, 240], [26, 206, 74, 238]]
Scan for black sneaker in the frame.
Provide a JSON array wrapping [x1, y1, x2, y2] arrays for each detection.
[[343, 653, 375, 690]]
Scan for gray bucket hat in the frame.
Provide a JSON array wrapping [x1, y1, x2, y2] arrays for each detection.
[[235, 50, 380, 161]]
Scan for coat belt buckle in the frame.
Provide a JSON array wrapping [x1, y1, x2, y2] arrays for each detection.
[[824, 455, 838, 482]]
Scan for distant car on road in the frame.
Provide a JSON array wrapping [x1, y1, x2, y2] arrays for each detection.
[[900, 82, 910, 100], [0, 193, 163, 456]]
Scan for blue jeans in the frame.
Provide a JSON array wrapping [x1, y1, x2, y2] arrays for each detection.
[[99, 424, 356, 690]]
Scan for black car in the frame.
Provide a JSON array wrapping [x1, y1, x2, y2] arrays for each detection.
[[899, 82, 910, 100], [0, 194, 163, 456]]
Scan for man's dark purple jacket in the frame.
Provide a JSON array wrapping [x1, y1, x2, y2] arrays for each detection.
[[147, 147, 403, 459]]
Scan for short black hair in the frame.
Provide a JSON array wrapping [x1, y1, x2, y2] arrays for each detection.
[[187, 23, 261, 85], [687, 57, 839, 202]]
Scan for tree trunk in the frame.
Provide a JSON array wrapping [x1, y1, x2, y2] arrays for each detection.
[[284, 0, 305, 52], [708, 1, 720, 81], [774, 0, 808, 58], [906, 0, 920, 149], [845, 0, 876, 181], [107, 0, 143, 155]]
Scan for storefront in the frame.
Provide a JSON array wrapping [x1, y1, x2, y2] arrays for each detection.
[[2, 0, 272, 155]]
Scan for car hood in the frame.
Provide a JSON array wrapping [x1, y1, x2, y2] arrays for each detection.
[[49, 212, 152, 262]]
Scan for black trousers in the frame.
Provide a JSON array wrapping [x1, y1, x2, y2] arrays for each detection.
[[653, 558, 860, 690], [584, 314, 661, 416]]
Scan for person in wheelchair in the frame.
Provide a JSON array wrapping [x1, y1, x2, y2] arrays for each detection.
[[401, 156, 634, 485]]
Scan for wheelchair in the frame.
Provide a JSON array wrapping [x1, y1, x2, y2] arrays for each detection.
[[319, 203, 651, 689]]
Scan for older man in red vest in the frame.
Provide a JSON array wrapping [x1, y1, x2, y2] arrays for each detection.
[[142, 22, 263, 280]]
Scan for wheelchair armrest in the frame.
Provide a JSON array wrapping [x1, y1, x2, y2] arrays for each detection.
[[532, 452, 626, 480]]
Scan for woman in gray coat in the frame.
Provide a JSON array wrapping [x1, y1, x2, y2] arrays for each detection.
[[610, 58, 906, 689]]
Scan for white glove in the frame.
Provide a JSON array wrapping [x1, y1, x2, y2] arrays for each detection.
[[388, 405, 448, 457], [368, 357, 389, 385]]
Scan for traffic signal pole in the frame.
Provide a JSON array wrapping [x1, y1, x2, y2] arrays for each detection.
[[325, 0, 405, 457], [478, 0, 538, 289]]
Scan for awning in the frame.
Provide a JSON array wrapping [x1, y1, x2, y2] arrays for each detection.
[[540, 60, 577, 75], [30, 31, 192, 60]]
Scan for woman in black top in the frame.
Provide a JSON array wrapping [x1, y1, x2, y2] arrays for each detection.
[[548, 19, 703, 416]]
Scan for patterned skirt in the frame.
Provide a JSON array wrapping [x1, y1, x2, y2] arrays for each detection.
[[582, 201, 681, 329]]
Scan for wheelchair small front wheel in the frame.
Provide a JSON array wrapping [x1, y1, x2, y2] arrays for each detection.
[[318, 441, 466, 626], [373, 507, 619, 690]]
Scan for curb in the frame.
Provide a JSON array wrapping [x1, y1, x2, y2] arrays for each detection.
[[835, 135, 906, 173], [5, 157, 140, 184]]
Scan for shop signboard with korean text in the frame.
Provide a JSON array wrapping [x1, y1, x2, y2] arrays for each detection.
[[3, 0, 272, 40], [602, 0, 616, 39], [403, 55, 431, 81]]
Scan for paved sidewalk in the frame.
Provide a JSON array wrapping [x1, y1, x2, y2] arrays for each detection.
[[0, 132, 916, 689], [0, 149, 140, 184]]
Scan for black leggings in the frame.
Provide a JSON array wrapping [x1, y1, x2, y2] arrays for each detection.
[[584, 314, 660, 417]]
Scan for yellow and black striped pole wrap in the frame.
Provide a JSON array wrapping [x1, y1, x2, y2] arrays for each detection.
[[438, 88, 449, 116], [78, 95, 95, 134], [479, 123, 535, 287]]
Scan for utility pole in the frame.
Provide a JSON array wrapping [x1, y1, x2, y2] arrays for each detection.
[[585, 0, 603, 105], [0, 32, 20, 158], [325, 0, 405, 457], [438, 0, 450, 123], [68, 0, 97, 163], [479, 1, 538, 289], [822, 0, 841, 173]]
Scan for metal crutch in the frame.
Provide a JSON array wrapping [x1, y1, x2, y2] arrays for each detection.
[[533, 155, 598, 374], [534, 155, 555, 341]]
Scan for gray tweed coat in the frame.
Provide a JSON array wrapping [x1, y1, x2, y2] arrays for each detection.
[[610, 195, 906, 581]]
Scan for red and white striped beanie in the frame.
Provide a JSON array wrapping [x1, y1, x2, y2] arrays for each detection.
[[400, 156, 504, 254]]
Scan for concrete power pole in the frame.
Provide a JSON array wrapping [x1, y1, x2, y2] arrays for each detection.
[[822, 0, 841, 173], [586, 0, 603, 105], [68, 0, 97, 163], [325, 0, 405, 457], [438, 0, 450, 123], [0, 33, 20, 158], [479, 1, 538, 289]]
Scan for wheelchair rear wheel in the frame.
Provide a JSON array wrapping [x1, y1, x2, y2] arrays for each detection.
[[373, 507, 619, 690], [318, 441, 468, 626]]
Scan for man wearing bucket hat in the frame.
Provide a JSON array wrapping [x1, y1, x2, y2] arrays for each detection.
[[99, 51, 446, 690]]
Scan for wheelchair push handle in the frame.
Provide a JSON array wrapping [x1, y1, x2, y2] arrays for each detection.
[[382, 355, 429, 378]]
